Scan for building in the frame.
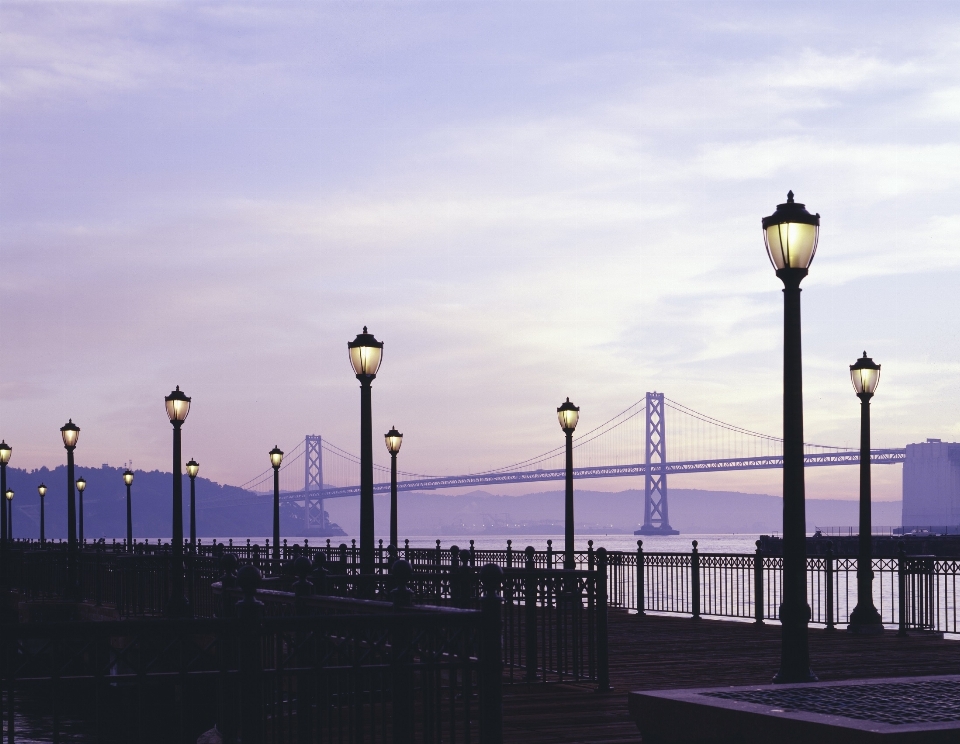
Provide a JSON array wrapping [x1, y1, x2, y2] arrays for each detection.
[[902, 439, 960, 530]]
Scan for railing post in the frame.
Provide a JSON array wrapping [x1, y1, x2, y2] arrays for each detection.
[[236, 565, 264, 744], [524, 546, 538, 681], [546, 540, 553, 570], [596, 548, 610, 692], [506, 539, 513, 569], [691, 540, 701, 620], [897, 541, 907, 637], [825, 541, 835, 631], [390, 560, 414, 744], [636, 540, 645, 616], [470, 539, 476, 568], [480, 564, 504, 744], [754, 540, 764, 625], [404, 538, 409, 561], [95, 542, 103, 607], [450, 546, 462, 607]]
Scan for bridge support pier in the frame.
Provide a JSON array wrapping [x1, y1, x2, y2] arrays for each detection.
[[305, 435, 327, 532], [637, 392, 679, 536]]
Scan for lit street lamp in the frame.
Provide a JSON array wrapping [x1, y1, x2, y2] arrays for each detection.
[[763, 191, 819, 683], [348, 327, 383, 579], [4, 489, 12, 540], [558, 398, 580, 569], [76, 477, 86, 546], [848, 352, 883, 634], [0, 441, 10, 566], [165, 385, 191, 617], [385, 427, 403, 550], [269, 447, 283, 561], [60, 420, 81, 600], [123, 469, 134, 551], [186, 460, 199, 551], [38, 483, 47, 544]]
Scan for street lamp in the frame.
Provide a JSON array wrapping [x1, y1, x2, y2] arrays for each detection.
[[185, 459, 199, 552], [38, 484, 47, 544], [4, 489, 12, 540], [0, 441, 10, 563], [269, 447, 283, 561], [76, 477, 86, 546], [348, 327, 383, 579], [763, 191, 819, 683], [558, 398, 580, 569], [385, 427, 403, 550], [60, 420, 81, 600], [123, 469, 134, 551], [848, 351, 883, 634], [165, 385, 191, 617]]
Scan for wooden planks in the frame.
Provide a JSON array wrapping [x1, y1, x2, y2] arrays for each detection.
[[502, 611, 960, 743]]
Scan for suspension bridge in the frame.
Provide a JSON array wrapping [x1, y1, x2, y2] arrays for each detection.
[[237, 393, 906, 536]]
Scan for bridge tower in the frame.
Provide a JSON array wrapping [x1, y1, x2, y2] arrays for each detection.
[[304, 435, 327, 531], [638, 392, 679, 535]]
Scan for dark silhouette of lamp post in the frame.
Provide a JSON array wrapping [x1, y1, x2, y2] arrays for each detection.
[[123, 469, 134, 551], [557, 398, 580, 570], [76, 477, 86, 546], [38, 484, 47, 544], [60, 420, 80, 600], [165, 385, 191, 617], [348, 327, 383, 578], [185, 459, 199, 551], [4, 489, 12, 540], [269, 447, 283, 561], [763, 191, 820, 683], [0, 441, 9, 558], [385, 427, 403, 550], [848, 352, 883, 634]]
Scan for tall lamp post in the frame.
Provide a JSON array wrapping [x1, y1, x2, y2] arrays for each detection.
[[0, 442, 9, 571], [763, 191, 819, 683], [4, 490, 12, 540], [38, 484, 47, 545], [185, 460, 199, 551], [76, 477, 86, 546], [848, 352, 883, 634], [123, 469, 134, 551], [60, 420, 80, 600], [558, 398, 580, 569], [165, 385, 191, 617], [348, 327, 383, 577], [385, 427, 403, 550], [269, 447, 283, 561]]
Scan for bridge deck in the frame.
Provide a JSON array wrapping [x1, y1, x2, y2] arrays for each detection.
[[502, 611, 960, 743]]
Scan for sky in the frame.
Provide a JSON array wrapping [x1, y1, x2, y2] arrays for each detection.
[[2, 1, 959, 504]]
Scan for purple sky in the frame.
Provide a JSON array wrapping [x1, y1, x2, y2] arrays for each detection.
[[2, 1, 958, 503]]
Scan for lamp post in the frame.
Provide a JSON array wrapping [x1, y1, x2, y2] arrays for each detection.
[[269, 447, 283, 561], [385, 427, 403, 550], [60, 420, 80, 600], [123, 470, 134, 551], [76, 477, 86, 546], [185, 460, 199, 551], [4, 489, 12, 541], [0, 441, 9, 565], [348, 327, 383, 578], [38, 484, 47, 544], [763, 191, 819, 683], [165, 385, 191, 617], [848, 352, 883, 634], [558, 398, 580, 570]]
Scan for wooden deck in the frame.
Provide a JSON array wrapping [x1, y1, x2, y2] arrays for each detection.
[[502, 611, 960, 743]]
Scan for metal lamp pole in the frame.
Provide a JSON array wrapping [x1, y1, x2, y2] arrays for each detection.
[[38, 484, 47, 545], [0, 442, 9, 559], [848, 352, 883, 634], [4, 490, 12, 540], [164, 386, 192, 617], [123, 470, 134, 551], [348, 327, 384, 579], [269, 448, 283, 561], [60, 420, 81, 600], [76, 477, 86, 546], [557, 398, 580, 569], [385, 427, 403, 550], [186, 460, 199, 551], [764, 192, 819, 684]]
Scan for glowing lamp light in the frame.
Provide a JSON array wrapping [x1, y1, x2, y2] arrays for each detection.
[[557, 398, 580, 433], [850, 352, 881, 396], [5, 489, 12, 502], [269, 447, 283, 470], [0, 440, 11, 465], [185, 460, 199, 479], [76, 477, 86, 493], [38, 483, 47, 498], [61, 420, 80, 449], [385, 427, 403, 454], [348, 327, 384, 378], [123, 469, 135, 486], [165, 386, 191, 424], [762, 191, 820, 271]]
